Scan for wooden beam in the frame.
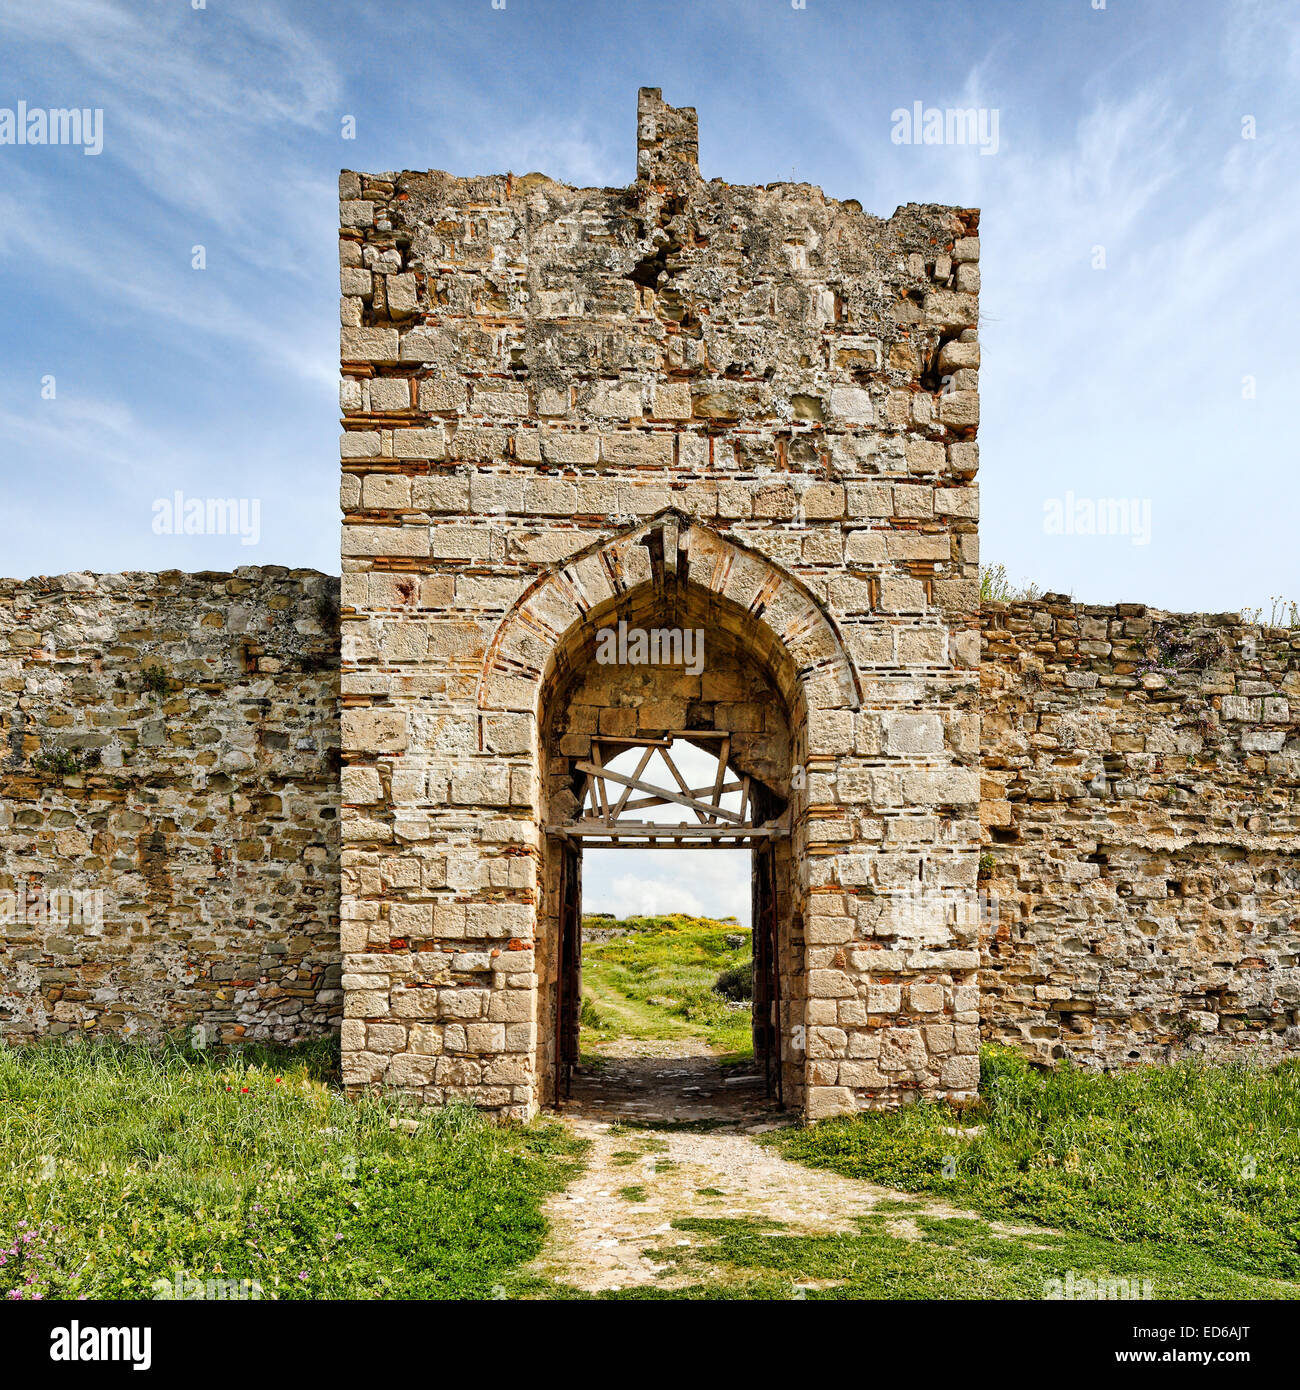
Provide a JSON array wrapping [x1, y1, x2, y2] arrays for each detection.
[[573, 761, 745, 824], [570, 818, 753, 832], [588, 744, 608, 821], [546, 822, 780, 843], [611, 780, 742, 813], [658, 742, 709, 824], [708, 736, 730, 824], [609, 743, 655, 818], [573, 840, 773, 849]]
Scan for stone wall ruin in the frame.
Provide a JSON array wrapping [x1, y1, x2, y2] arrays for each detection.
[[981, 597, 1300, 1066], [1, 91, 1295, 1120], [0, 569, 340, 1042], [1, 576, 1295, 1094]]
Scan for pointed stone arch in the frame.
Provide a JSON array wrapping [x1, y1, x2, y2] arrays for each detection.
[[477, 511, 862, 717], [515, 514, 827, 1112]]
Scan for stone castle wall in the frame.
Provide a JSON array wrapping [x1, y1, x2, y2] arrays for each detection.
[[1, 89, 1294, 1107], [2, 572, 1297, 1085], [980, 597, 1300, 1066], [0, 569, 341, 1043]]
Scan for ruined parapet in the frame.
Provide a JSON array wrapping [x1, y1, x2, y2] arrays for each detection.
[[636, 86, 700, 186]]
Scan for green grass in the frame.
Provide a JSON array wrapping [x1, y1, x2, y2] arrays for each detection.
[[979, 562, 1046, 603], [622, 1210, 1298, 1300], [520, 1206, 1297, 1300], [580, 913, 753, 1056], [18, 1006, 1294, 1301], [0, 1039, 583, 1300], [770, 1045, 1300, 1285], [568, 1045, 1300, 1299]]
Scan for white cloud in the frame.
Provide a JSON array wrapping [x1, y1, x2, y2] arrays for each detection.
[[0, 1, 341, 382], [0, 0, 343, 219], [583, 849, 751, 926]]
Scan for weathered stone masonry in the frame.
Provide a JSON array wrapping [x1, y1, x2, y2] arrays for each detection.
[[337, 89, 983, 1120], [2, 580, 1296, 1089], [0, 569, 340, 1042], [2, 92, 1295, 1118], [981, 598, 1300, 1067]]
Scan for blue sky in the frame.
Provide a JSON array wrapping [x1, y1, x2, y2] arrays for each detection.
[[2, 0, 1295, 918]]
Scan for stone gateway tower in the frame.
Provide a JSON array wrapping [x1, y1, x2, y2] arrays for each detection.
[[338, 91, 982, 1119]]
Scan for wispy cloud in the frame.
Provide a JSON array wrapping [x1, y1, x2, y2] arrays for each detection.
[[0, 174, 334, 385], [0, 0, 343, 226], [0, 0, 1294, 606], [847, 12, 1300, 608]]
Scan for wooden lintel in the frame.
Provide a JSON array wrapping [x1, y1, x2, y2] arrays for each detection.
[[576, 842, 771, 850], [546, 823, 780, 843]]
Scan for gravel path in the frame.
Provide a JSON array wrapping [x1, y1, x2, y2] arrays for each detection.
[[530, 1045, 982, 1294]]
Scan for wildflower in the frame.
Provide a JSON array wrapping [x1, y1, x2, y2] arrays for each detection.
[[297, 1271, 308, 1281]]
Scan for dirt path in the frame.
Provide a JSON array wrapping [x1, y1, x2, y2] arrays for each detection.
[[529, 1045, 989, 1294]]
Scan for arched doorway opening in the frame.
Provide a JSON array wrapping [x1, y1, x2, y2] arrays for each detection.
[[536, 573, 807, 1116], [550, 737, 785, 1112], [475, 511, 868, 1119]]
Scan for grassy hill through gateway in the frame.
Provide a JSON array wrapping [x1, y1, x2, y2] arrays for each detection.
[[578, 913, 754, 1060]]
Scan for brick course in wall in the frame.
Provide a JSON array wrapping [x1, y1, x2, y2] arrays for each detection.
[[0, 568, 341, 1043]]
